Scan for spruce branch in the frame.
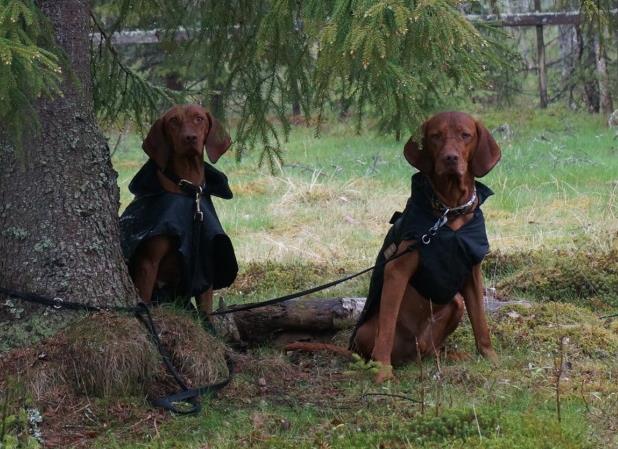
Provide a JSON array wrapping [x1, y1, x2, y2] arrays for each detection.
[[89, 9, 182, 131]]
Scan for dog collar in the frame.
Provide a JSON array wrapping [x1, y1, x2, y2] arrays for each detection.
[[430, 188, 477, 217], [160, 166, 206, 196]]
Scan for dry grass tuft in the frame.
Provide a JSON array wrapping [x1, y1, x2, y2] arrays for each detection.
[[8, 309, 231, 400], [63, 312, 159, 398], [151, 307, 229, 390]]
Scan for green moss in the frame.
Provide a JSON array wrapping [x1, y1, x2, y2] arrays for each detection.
[[485, 247, 618, 310], [491, 303, 618, 358], [0, 311, 78, 353]]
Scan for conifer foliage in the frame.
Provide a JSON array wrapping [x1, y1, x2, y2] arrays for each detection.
[[0, 0, 62, 148], [3, 0, 512, 160]]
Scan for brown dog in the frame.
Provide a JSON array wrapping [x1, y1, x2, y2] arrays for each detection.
[[120, 104, 238, 315], [349, 111, 501, 383]]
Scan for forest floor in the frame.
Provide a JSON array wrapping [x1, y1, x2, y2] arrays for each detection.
[[2, 106, 617, 448]]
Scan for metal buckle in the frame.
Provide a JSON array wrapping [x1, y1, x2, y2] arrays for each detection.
[[422, 209, 450, 245], [194, 187, 203, 222], [178, 179, 194, 189], [53, 297, 63, 309]]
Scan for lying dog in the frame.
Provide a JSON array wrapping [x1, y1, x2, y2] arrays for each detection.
[[349, 111, 501, 382], [120, 104, 238, 315]]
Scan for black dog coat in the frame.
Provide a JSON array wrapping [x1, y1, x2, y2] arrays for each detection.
[[351, 173, 493, 342], [120, 159, 238, 300]]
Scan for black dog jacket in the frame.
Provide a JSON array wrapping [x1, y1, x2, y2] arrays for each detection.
[[120, 159, 238, 299], [352, 173, 493, 337]]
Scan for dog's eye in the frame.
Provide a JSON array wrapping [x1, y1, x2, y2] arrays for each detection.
[[429, 133, 441, 140], [169, 117, 180, 126], [195, 116, 204, 124], [462, 132, 472, 139]]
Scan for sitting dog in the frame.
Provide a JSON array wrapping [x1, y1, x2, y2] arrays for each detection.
[[120, 104, 238, 315], [349, 111, 501, 383]]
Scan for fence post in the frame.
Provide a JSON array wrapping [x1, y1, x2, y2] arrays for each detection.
[[534, 0, 548, 108]]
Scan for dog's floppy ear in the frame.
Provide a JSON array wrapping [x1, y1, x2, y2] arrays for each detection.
[[205, 113, 232, 164], [403, 124, 432, 173], [471, 121, 501, 177], [142, 117, 171, 169]]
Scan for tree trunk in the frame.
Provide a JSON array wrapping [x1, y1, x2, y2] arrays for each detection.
[[0, 0, 136, 349], [164, 72, 184, 91], [577, 25, 600, 113], [593, 34, 614, 115], [210, 82, 225, 123], [558, 23, 577, 107]]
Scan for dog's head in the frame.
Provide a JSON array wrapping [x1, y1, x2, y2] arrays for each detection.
[[403, 112, 501, 178], [142, 104, 232, 168]]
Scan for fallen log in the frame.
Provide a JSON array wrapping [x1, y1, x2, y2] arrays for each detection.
[[211, 295, 531, 345]]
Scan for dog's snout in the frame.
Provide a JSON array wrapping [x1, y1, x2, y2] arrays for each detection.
[[183, 133, 198, 145], [443, 152, 459, 164]]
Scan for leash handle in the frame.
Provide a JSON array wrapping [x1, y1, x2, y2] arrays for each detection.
[[135, 302, 234, 415]]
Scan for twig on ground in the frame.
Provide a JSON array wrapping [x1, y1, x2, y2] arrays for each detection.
[[472, 402, 483, 440], [415, 337, 425, 415], [0, 385, 9, 442], [554, 336, 567, 422], [360, 392, 421, 403]]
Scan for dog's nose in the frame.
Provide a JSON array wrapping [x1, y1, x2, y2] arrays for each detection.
[[183, 134, 198, 145], [444, 153, 459, 164]]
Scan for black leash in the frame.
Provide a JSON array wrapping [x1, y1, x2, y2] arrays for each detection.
[[0, 287, 232, 415], [211, 207, 456, 316], [159, 169, 207, 297], [134, 303, 233, 414], [0, 287, 137, 313], [210, 242, 419, 316]]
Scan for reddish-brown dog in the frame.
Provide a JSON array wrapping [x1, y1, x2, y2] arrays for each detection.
[[351, 111, 501, 383], [121, 104, 235, 315]]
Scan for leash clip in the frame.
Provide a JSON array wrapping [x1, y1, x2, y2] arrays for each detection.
[[421, 208, 450, 245], [53, 297, 64, 309], [194, 187, 203, 222]]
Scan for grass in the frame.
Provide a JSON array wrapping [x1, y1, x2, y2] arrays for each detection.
[[89, 106, 618, 449], [116, 107, 618, 259], [114, 106, 618, 307], [3, 107, 616, 448]]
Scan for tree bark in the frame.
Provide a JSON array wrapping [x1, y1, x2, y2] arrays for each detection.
[[558, 23, 577, 107], [593, 34, 614, 115], [211, 297, 366, 344], [0, 0, 136, 349], [576, 24, 600, 113]]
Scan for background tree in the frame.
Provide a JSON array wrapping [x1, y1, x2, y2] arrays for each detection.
[[0, 0, 512, 348]]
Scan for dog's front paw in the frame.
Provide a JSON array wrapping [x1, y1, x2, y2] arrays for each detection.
[[373, 363, 394, 384], [480, 347, 498, 364]]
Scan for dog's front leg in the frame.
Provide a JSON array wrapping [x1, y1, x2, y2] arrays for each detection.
[[461, 264, 497, 362], [133, 236, 175, 304], [371, 241, 418, 383], [197, 288, 214, 316]]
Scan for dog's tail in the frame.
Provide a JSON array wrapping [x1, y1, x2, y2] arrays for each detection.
[[284, 342, 353, 358]]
